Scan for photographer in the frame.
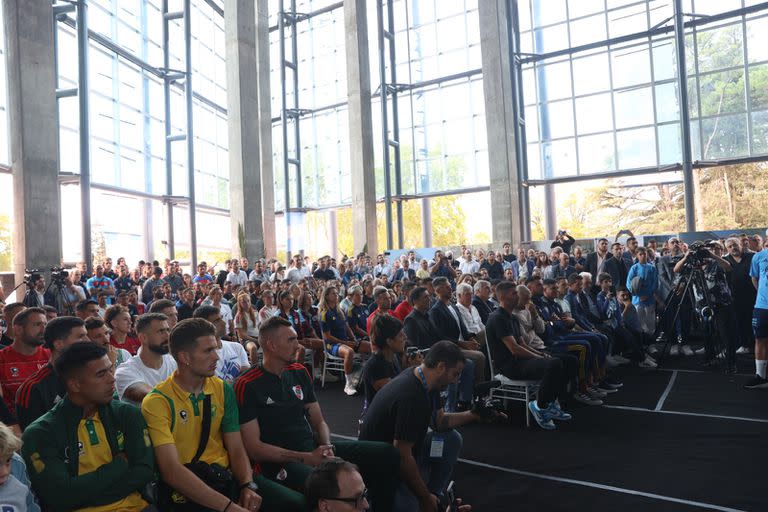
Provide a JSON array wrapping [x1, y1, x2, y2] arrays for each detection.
[[673, 241, 736, 370], [361, 314, 422, 415], [359, 341, 482, 512], [550, 230, 576, 254], [22, 274, 55, 309], [430, 251, 457, 284]]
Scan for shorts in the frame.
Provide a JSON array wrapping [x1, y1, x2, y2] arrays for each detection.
[[752, 308, 768, 338]]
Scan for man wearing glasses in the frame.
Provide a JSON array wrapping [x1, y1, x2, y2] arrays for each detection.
[[304, 460, 369, 512]]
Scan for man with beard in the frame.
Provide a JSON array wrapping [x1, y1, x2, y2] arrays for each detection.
[[15, 317, 90, 430], [115, 313, 176, 406], [22, 342, 155, 511], [0, 308, 50, 412]]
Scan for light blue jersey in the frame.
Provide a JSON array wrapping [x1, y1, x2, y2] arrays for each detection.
[[750, 249, 768, 309]]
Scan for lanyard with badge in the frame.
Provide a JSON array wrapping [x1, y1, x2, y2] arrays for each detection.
[[416, 366, 445, 459]]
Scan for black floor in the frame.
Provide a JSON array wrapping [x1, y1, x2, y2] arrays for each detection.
[[317, 355, 768, 512]]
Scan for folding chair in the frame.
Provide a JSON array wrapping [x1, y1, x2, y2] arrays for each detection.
[[484, 339, 541, 428], [321, 345, 370, 388]]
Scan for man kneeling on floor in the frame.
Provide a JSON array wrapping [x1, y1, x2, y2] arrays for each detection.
[[486, 280, 572, 430], [235, 316, 399, 511], [359, 340, 484, 512]]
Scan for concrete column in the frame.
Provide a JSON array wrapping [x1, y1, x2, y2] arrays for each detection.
[[4, 0, 62, 284], [256, 0, 276, 258], [479, 0, 524, 245], [344, 0, 378, 255], [225, 0, 272, 259]]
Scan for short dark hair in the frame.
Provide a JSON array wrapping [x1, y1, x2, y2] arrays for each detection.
[[258, 315, 292, 342], [598, 238, 608, 243], [169, 318, 215, 357], [76, 299, 98, 312], [2, 302, 25, 316], [192, 305, 220, 321], [54, 342, 108, 382], [84, 316, 105, 330], [136, 313, 169, 334], [432, 277, 449, 289], [370, 314, 403, 350], [495, 280, 517, 296], [304, 460, 360, 511], [567, 273, 581, 285], [43, 305, 58, 315], [616, 285, 629, 294], [153, 266, 163, 275], [597, 272, 613, 284], [636, 246, 647, 255], [43, 316, 85, 349], [13, 307, 46, 328], [409, 286, 428, 304], [524, 276, 541, 285], [149, 299, 175, 313], [542, 278, 557, 286], [627, 237, 637, 243], [423, 340, 465, 369]]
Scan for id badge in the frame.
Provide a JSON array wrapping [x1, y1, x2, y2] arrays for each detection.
[[429, 434, 445, 458]]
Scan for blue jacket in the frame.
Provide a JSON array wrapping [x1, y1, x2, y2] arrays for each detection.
[[596, 291, 622, 329], [565, 291, 596, 331], [626, 262, 658, 306], [511, 259, 536, 280]]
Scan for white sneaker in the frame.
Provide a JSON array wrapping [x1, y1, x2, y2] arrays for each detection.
[[736, 346, 752, 355], [669, 345, 680, 356], [612, 354, 631, 365], [694, 347, 706, 355], [343, 383, 358, 396], [648, 345, 660, 356], [639, 356, 658, 368], [682, 345, 694, 356]]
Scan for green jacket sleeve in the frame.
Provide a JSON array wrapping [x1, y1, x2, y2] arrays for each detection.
[[93, 403, 156, 504], [21, 422, 130, 510]]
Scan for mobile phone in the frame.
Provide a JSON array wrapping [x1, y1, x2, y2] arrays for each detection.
[[445, 481, 456, 511]]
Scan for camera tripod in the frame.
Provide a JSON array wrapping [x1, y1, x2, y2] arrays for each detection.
[[656, 264, 726, 369], [46, 279, 77, 316]]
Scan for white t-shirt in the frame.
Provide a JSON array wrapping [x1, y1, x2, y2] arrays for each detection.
[[115, 352, 178, 405], [216, 340, 249, 383], [226, 270, 249, 287], [459, 260, 479, 275], [219, 302, 234, 335]]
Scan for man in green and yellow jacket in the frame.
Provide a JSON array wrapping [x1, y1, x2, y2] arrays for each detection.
[[21, 342, 156, 512]]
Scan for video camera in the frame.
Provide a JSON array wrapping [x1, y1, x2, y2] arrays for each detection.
[[685, 241, 712, 268], [50, 266, 69, 286], [471, 380, 506, 422]]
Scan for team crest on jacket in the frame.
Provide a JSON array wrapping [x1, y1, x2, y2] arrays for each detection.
[[292, 385, 303, 400]]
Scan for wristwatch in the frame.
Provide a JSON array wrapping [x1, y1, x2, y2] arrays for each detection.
[[240, 481, 259, 493]]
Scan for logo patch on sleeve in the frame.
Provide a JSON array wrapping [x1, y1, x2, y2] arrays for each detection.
[[30, 452, 45, 474]]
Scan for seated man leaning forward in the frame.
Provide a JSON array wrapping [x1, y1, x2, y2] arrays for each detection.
[[21, 342, 155, 512], [235, 316, 399, 512]]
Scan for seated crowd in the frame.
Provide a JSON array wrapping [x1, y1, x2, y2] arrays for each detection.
[[0, 228, 766, 511]]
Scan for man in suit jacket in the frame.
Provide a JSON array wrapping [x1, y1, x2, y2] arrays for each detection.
[[611, 243, 631, 289], [429, 277, 485, 386], [586, 239, 622, 289]]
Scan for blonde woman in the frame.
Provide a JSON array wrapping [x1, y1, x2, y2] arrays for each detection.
[[235, 292, 259, 363], [318, 286, 371, 395]]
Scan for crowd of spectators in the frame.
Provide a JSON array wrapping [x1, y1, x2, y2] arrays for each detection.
[[0, 227, 766, 511]]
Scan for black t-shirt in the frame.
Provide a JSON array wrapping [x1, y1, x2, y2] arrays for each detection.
[[503, 253, 515, 263], [359, 369, 436, 457], [480, 261, 504, 280], [485, 307, 522, 370], [313, 268, 336, 281], [235, 364, 317, 454], [361, 352, 401, 408]]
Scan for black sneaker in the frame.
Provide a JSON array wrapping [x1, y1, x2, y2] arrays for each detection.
[[602, 377, 623, 388], [744, 375, 768, 389]]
